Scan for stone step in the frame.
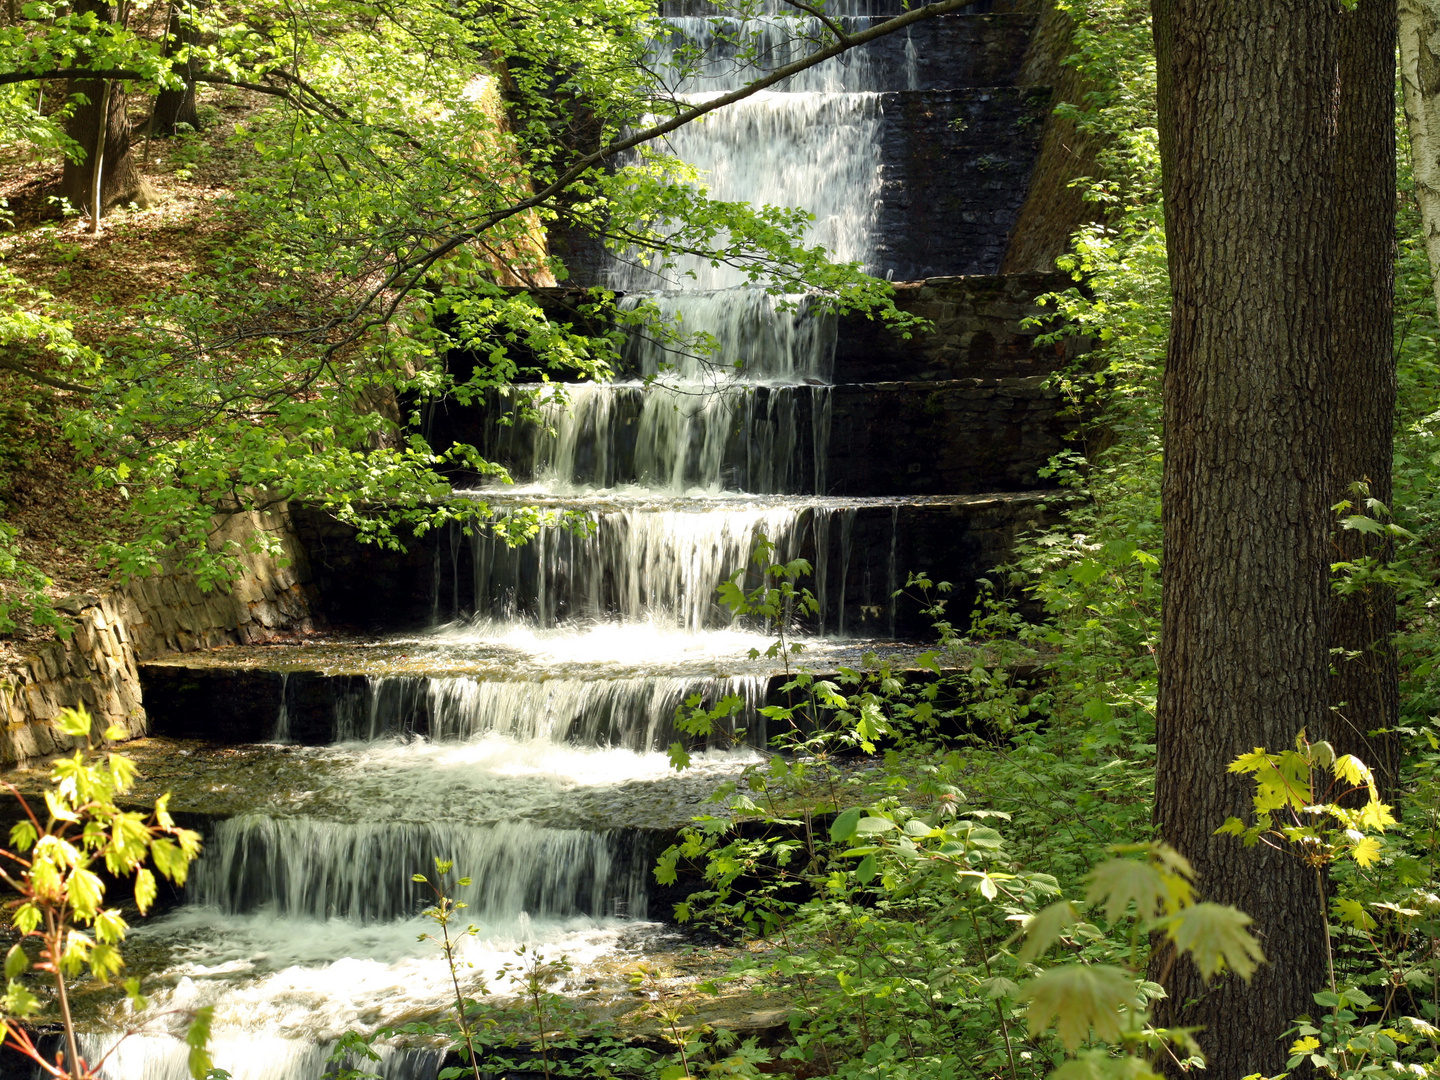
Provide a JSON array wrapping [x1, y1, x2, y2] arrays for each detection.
[[290, 492, 1060, 635], [431, 377, 1067, 497], [443, 273, 1083, 390]]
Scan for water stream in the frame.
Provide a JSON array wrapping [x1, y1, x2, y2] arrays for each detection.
[[54, 9, 998, 1078]]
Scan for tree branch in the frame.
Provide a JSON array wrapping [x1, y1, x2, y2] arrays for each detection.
[[779, 0, 851, 44], [0, 357, 94, 393]]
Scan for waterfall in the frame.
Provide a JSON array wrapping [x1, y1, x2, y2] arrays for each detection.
[[188, 817, 650, 924], [493, 381, 830, 495], [81, 1036, 444, 1080], [330, 672, 766, 749], [92, 0, 1027, 1073], [470, 501, 808, 629], [609, 91, 883, 291]]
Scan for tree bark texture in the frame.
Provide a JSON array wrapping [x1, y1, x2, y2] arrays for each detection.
[[149, 1, 201, 136], [58, 0, 149, 216], [1322, 0, 1399, 796], [1149, 0, 1335, 1074], [1401, 0, 1440, 317]]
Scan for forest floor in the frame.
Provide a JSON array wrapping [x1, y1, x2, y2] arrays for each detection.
[[0, 85, 272, 665]]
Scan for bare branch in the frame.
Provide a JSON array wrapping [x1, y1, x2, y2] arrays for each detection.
[[779, 0, 851, 44], [0, 357, 94, 393]]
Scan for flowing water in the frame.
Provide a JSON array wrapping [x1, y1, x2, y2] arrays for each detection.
[[52, 10, 993, 1078]]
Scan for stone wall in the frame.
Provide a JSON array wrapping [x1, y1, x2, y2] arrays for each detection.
[[833, 271, 1086, 380], [0, 506, 318, 766], [290, 492, 1056, 637]]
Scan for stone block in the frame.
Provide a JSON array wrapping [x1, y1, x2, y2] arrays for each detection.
[[252, 601, 281, 630]]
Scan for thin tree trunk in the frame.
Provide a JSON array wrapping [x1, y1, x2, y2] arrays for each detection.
[[1148, 0, 1335, 1074], [89, 77, 112, 231], [1323, 0, 1399, 797], [1401, 0, 1440, 317]]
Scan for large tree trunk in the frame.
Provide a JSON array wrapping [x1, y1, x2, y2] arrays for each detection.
[[1323, 0, 1399, 796], [58, 0, 152, 218], [149, 0, 201, 136], [1401, 0, 1440, 317], [1147, 0, 1336, 1074]]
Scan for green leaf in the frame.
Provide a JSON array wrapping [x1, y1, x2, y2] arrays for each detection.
[[3, 979, 40, 1018], [1085, 857, 1168, 924], [4, 945, 27, 981], [1019, 964, 1140, 1050], [69, 868, 105, 920], [56, 706, 92, 739], [1051, 1050, 1164, 1080], [8, 820, 37, 853], [1333, 896, 1377, 931], [978, 976, 1020, 1000], [1166, 902, 1265, 981], [830, 808, 862, 843], [855, 854, 878, 884], [855, 816, 896, 834], [186, 1005, 215, 1080], [1019, 901, 1079, 962], [134, 868, 157, 915]]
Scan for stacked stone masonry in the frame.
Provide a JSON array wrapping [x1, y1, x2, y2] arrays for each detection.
[[0, 507, 317, 767]]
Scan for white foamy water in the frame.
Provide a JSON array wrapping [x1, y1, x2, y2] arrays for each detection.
[[486, 380, 832, 496], [469, 500, 810, 629], [619, 290, 836, 382], [329, 670, 767, 748], [85, 909, 652, 1052]]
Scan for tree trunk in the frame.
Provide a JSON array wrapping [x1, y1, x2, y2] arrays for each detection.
[[58, 0, 151, 217], [1401, 0, 1440, 317], [1322, 0, 1399, 797], [1148, 0, 1336, 1074], [149, 0, 201, 136]]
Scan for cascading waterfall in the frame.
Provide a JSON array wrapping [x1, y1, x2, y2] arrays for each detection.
[[86, 8, 963, 1079], [609, 90, 882, 291], [79, 1036, 444, 1080]]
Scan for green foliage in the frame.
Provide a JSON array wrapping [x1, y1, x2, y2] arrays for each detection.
[[0, 706, 207, 1080], [1, 0, 922, 604]]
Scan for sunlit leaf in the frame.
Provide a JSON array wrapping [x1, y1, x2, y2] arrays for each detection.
[[1166, 902, 1265, 981], [1019, 964, 1139, 1049], [1018, 901, 1079, 962], [1085, 857, 1168, 924]]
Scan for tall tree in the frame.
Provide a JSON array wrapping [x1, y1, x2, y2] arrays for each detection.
[[1147, 0, 1337, 1073], [1400, 0, 1440, 315], [1323, 0, 1399, 794], [148, 0, 202, 137], [56, 0, 150, 216]]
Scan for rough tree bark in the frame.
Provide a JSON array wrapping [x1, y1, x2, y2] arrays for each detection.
[[58, 0, 152, 216], [1401, 0, 1440, 316], [1147, 0, 1336, 1074], [149, 0, 201, 136], [1322, 0, 1399, 796]]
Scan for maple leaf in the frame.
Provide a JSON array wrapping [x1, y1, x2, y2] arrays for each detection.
[[1166, 902, 1265, 981], [1020, 964, 1140, 1049]]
